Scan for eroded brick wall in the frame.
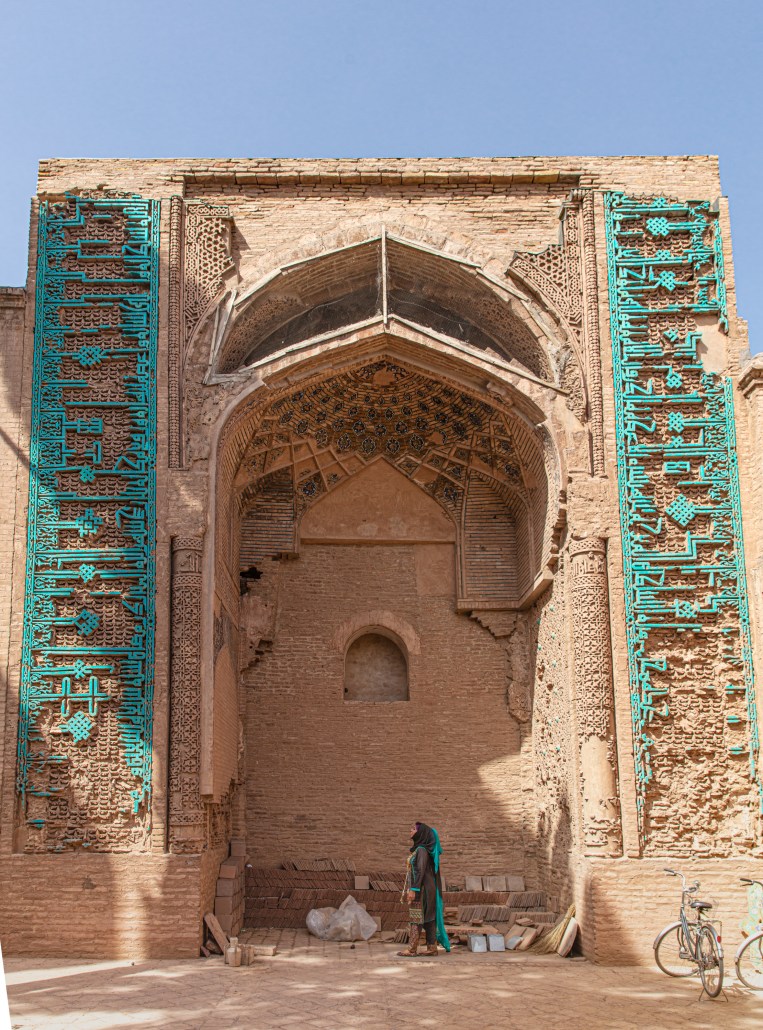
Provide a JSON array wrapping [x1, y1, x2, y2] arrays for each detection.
[[243, 541, 527, 875], [3, 156, 760, 964]]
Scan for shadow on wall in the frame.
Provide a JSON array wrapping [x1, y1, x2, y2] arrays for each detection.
[[1, 647, 200, 958], [0, 846, 204, 960], [582, 857, 763, 966], [0, 423, 28, 470], [241, 543, 576, 903]]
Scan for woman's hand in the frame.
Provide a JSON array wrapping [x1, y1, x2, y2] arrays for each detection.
[[406, 890, 416, 904]]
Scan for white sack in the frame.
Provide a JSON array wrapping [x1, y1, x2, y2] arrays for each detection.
[[306, 895, 377, 941]]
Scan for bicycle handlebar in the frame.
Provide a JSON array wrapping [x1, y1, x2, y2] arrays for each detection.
[[664, 868, 699, 893], [741, 877, 763, 888]]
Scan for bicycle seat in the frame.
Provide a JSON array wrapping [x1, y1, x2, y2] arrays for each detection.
[[689, 899, 713, 911]]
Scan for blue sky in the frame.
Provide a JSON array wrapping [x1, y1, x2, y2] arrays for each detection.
[[2, 0, 761, 350]]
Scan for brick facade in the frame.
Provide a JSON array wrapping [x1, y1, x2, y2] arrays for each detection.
[[1, 157, 761, 964]]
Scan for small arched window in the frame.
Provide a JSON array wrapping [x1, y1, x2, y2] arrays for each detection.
[[344, 631, 409, 702]]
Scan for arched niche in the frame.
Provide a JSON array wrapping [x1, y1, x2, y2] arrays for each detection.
[[344, 629, 409, 703], [221, 358, 557, 600], [201, 344, 567, 798]]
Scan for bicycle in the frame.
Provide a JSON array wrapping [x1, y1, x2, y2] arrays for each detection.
[[734, 877, 763, 989], [653, 868, 724, 998]]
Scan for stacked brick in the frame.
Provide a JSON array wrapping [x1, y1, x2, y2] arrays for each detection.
[[245, 866, 558, 932], [214, 840, 247, 936]]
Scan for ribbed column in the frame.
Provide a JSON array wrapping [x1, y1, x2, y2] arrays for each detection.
[[569, 537, 623, 855]]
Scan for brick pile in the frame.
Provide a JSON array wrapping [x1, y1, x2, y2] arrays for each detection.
[[214, 839, 248, 936], [244, 863, 559, 932]]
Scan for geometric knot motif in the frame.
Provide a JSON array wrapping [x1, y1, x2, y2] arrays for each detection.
[[73, 609, 100, 636], [74, 509, 103, 537], [646, 216, 671, 237], [667, 411, 685, 434], [74, 345, 104, 368], [666, 494, 697, 527], [60, 710, 93, 742]]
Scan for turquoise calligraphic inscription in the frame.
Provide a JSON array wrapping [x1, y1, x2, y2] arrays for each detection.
[[17, 194, 159, 851], [604, 193, 760, 847]]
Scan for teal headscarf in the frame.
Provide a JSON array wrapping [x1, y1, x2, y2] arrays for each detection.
[[430, 827, 451, 951]]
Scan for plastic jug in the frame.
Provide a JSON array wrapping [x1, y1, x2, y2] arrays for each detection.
[[225, 936, 242, 967]]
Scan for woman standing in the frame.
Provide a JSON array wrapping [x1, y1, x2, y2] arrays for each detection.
[[398, 821, 451, 956]]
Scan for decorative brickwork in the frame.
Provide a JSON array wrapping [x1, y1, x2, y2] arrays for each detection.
[[569, 537, 622, 855], [581, 192, 605, 475], [5, 156, 763, 965], [511, 192, 605, 473], [183, 202, 235, 343], [511, 201, 582, 335], [17, 194, 159, 852], [569, 538, 616, 739], [167, 197, 184, 469], [168, 199, 234, 468], [531, 565, 574, 879], [604, 193, 761, 852], [169, 537, 205, 853], [232, 359, 554, 604]]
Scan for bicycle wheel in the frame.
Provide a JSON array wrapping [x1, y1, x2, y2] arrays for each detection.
[[654, 922, 696, 977], [697, 925, 724, 997], [736, 932, 763, 990]]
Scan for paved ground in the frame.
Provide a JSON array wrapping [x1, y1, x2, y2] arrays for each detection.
[[5, 929, 762, 1029]]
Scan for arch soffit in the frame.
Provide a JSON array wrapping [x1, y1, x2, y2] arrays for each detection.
[[216, 348, 563, 515], [193, 219, 586, 394], [212, 323, 571, 466], [216, 351, 561, 589], [332, 610, 421, 656], [237, 451, 531, 534]]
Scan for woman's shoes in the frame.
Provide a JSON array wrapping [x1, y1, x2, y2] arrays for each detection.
[[397, 925, 420, 957]]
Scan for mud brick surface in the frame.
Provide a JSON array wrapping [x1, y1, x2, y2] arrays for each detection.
[[3, 156, 760, 968]]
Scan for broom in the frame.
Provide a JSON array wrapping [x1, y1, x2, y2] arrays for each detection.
[[527, 903, 575, 954]]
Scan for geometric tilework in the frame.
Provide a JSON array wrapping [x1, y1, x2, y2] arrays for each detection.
[[665, 494, 697, 527], [605, 192, 761, 851], [17, 194, 159, 851]]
